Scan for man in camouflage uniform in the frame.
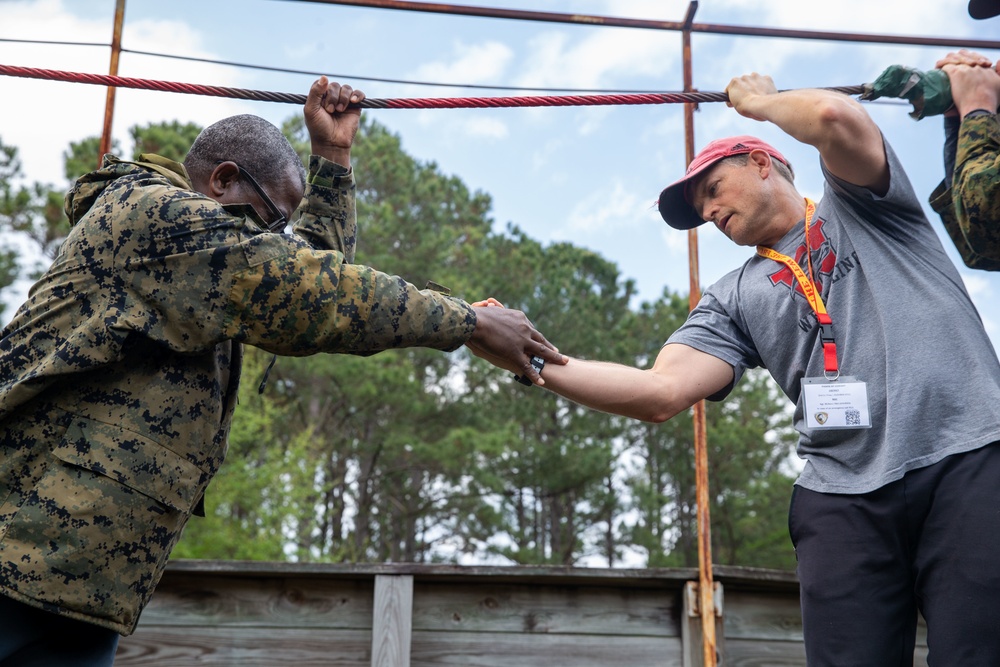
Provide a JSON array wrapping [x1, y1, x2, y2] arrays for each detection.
[[929, 0, 1000, 268], [0, 77, 563, 665]]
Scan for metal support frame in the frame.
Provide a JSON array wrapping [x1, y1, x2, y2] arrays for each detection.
[[680, 5, 717, 664], [683, 580, 725, 667], [98, 0, 126, 168]]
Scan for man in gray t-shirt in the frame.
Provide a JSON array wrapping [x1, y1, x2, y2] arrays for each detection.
[[472, 72, 1000, 664]]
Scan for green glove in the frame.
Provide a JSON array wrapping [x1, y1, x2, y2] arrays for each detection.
[[860, 65, 954, 120]]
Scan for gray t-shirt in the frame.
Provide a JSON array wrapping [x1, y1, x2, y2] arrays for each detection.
[[667, 139, 1000, 493]]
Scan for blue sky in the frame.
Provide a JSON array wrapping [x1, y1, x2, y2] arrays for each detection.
[[2, 0, 999, 349]]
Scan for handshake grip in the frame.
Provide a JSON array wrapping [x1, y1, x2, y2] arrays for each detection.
[[470, 297, 505, 308], [469, 297, 546, 386]]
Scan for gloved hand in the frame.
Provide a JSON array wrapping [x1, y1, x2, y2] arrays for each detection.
[[860, 65, 953, 119]]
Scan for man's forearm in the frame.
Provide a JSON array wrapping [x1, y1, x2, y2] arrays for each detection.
[[954, 113, 1000, 252], [726, 76, 887, 190], [293, 155, 358, 259], [540, 358, 688, 423]]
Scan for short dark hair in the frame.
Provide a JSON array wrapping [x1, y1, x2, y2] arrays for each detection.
[[184, 114, 305, 189]]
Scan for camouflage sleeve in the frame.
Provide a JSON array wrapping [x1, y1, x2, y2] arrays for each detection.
[[222, 238, 477, 356], [120, 171, 476, 356], [950, 113, 1000, 263], [290, 155, 357, 261], [930, 179, 1000, 270]]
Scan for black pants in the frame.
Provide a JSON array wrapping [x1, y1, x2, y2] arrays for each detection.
[[0, 594, 119, 666], [790, 443, 1000, 666]]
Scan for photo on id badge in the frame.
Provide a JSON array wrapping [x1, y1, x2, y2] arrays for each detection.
[[801, 376, 871, 429]]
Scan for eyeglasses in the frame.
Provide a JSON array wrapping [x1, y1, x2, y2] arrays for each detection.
[[234, 163, 287, 233]]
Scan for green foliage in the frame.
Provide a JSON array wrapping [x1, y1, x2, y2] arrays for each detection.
[[62, 121, 201, 184], [172, 349, 303, 561], [622, 366, 797, 570], [281, 116, 310, 166], [130, 121, 202, 163], [454, 231, 638, 565], [64, 136, 117, 183], [0, 248, 17, 320], [0, 136, 67, 262]]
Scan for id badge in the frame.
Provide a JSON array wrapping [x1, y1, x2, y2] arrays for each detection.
[[801, 376, 871, 429]]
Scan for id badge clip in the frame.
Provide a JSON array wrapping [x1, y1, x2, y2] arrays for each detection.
[[801, 376, 871, 429]]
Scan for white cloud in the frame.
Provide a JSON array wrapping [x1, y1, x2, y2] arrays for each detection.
[[461, 115, 509, 139], [402, 41, 514, 141], [963, 271, 993, 300], [558, 180, 647, 235], [575, 106, 611, 136], [0, 0, 255, 188], [962, 272, 1000, 351], [659, 223, 689, 255], [696, 0, 967, 34], [530, 136, 566, 172], [515, 28, 681, 91], [410, 40, 514, 86]]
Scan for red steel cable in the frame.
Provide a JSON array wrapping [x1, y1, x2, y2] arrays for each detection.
[[0, 64, 866, 108]]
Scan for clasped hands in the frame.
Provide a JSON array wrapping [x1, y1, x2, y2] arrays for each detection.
[[465, 297, 565, 386]]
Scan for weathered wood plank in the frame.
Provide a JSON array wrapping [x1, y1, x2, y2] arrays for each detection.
[[135, 573, 375, 628], [165, 559, 703, 587], [719, 638, 806, 666], [411, 581, 681, 637], [115, 562, 942, 667], [410, 630, 683, 666], [372, 575, 414, 667], [115, 627, 371, 666], [721, 590, 803, 642]]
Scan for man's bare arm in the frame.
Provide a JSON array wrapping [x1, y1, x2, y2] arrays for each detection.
[[725, 73, 889, 194], [519, 342, 734, 423]]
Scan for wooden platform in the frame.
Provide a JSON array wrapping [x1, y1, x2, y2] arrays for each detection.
[[115, 561, 928, 666]]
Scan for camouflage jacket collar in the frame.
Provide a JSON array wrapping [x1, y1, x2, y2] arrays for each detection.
[[63, 153, 271, 233], [64, 153, 193, 226]]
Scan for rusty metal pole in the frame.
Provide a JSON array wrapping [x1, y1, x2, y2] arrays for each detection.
[[98, 0, 126, 168], [682, 3, 717, 666], [295, 0, 1000, 51]]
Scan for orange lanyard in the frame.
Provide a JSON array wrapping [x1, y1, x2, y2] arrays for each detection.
[[756, 199, 839, 376]]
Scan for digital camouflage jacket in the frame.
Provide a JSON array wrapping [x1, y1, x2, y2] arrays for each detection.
[[0, 153, 476, 635], [930, 112, 1000, 270]]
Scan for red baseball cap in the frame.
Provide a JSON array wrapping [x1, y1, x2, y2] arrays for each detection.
[[657, 135, 790, 230], [969, 0, 1000, 18]]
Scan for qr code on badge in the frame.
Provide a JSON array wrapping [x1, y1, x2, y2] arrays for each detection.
[[845, 409, 861, 426]]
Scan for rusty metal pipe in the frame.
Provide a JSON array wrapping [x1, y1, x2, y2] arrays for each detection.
[[682, 5, 717, 665], [98, 0, 126, 168], [285, 0, 1000, 50]]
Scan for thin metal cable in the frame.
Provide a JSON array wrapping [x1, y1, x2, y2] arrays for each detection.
[[1, 36, 668, 93], [0, 37, 109, 48]]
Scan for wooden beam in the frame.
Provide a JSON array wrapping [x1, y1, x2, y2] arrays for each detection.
[[372, 575, 414, 667]]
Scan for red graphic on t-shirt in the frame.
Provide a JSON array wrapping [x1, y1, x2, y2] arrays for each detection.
[[767, 217, 837, 298]]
